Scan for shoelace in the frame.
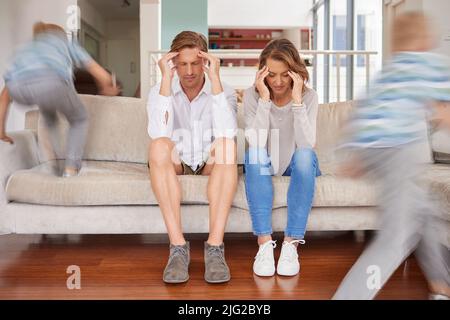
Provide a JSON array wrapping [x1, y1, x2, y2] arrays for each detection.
[[207, 246, 226, 265], [255, 240, 277, 262], [169, 245, 188, 265], [280, 239, 305, 261]]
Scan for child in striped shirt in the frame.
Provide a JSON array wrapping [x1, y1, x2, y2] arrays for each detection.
[[334, 12, 450, 300], [0, 22, 119, 177]]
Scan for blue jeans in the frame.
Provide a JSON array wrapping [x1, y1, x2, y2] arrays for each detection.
[[244, 148, 321, 239]]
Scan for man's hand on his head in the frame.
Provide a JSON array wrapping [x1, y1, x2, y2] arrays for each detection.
[[198, 51, 223, 95]]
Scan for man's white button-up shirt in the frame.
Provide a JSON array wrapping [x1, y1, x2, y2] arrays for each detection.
[[147, 77, 238, 170]]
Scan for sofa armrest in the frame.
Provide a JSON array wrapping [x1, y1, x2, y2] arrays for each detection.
[[0, 130, 39, 205]]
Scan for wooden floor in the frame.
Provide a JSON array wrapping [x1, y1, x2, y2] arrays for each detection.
[[0, 231, 429, 300]]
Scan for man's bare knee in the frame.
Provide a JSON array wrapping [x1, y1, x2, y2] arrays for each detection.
[[149, 138, 173, 166], [211, 138, 237, 165]]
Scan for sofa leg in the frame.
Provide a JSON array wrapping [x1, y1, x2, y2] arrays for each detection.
[[353, 230, 366, 243]]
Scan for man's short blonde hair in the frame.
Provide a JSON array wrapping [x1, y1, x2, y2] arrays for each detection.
[[170, 31, 208, 53]]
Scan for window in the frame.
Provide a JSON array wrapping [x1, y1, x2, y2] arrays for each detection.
[[313, 0, 382, 102], [357, 15, 366, 67], [333, 15, 347, 66]]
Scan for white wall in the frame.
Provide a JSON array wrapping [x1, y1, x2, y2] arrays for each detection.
[[208, 0, 313, 28], [1, 0, 76, 132], [106, 19, 141, 96], [422, 0, 450, 55], [282, 28, 301, 49], [140, 0, 161, 99], [107, 20, 140, 40], [395, 0, 423, 12], [0, 1, 13, 83], [0, 0, 14, 130], [383, 0, 450, 58], [77, 0, 108, 68], [78, 0, 106, 36]]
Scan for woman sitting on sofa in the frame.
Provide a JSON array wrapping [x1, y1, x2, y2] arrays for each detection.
[[243, 39, 320, 277]]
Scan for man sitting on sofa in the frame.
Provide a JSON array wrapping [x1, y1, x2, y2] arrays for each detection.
[[147, 31, 238, 284]]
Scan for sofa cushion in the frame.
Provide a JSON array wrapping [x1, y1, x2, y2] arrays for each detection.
[[424, 164, 450, 221], [6, 160, 377, 208], [37, 95, 150, 164], [314, 100, 356, 167], [28, 96, 359, 167], [27, 95, 434, 167]]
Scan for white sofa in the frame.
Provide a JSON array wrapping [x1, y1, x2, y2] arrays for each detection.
[[0, 94, 449, 245]]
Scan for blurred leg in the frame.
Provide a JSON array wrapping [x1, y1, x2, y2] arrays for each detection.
[[333, 147, 425, 300], [58, 85, 88, 171], [416, 212, 450, 296], [39, 107, 62, 165]]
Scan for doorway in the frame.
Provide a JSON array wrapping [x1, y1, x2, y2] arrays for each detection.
[[78, 0, 141, 97]]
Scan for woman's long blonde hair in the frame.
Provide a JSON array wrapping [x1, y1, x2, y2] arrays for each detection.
[[258, 39, 309, 96]]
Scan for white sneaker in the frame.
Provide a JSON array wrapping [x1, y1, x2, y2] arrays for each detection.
[[277, 239, 305, 276], [253, 240, 277, 277], [429, 293, 450, 300]]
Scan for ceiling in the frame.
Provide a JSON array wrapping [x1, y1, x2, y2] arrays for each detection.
[[87, 0, 140, 19]]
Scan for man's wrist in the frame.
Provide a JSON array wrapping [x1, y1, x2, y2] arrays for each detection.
[[159, 75, 172, 96], [161, 73, 173, 82], [210, 76, 223, 95]]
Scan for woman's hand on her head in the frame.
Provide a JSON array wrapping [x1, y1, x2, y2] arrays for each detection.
[[255, 66, 270, 102], [288, 71, 304, 105]]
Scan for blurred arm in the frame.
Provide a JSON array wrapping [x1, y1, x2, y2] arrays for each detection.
[[85, 60, 119, 96], [69, 41, 119, 96], [0, 88, 13, 144]]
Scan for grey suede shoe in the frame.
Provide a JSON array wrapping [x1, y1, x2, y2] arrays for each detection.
[[204, 242, 230, 283], [163, 242, 190, 284]]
